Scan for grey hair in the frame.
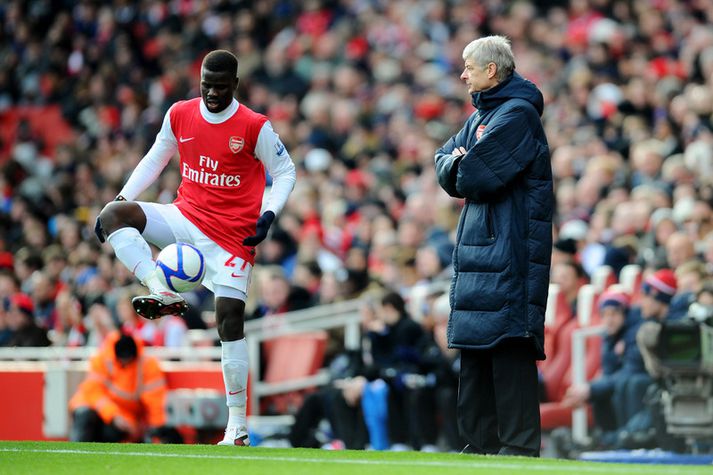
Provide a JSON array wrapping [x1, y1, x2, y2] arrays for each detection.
[[462, 35, 515, 82]]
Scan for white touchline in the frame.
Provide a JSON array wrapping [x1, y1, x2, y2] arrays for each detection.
[[0, 448, 702, 475]]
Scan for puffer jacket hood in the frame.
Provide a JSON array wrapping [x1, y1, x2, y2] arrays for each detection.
[[471, 72, 544, 116]]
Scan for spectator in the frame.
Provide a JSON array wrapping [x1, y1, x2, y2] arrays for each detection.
[[0, 297, 12, 346], [638, 208, 678, 270], [84, 302, 117, 348], [414, 292, 465, 452], [52, 290, 87, 347], [551, 261, 587, 318], [116, 290, 157, 347], [361, 291, 427, 450], [290, 290, 430, 451], [30, 270, 58, 329], [665, 232, 697, 270], [153, 312, 189, 348], [669, 260, 708, 319], [3, 293, 50, 347], [637, 269, 682, 379], [69, 331, 170, 442], [291, 260, 323, 300], [563, 289, 650, 449], [249, 266, 313, 322], [639, 268, 679, 324]]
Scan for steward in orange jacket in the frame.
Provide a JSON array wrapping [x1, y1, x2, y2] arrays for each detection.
[[69, 331, 167, 442]]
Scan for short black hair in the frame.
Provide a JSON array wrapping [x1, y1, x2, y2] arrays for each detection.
[[381, 291, 407, 317], [114, 333, 138, 361], [202, 50, 238, 78]]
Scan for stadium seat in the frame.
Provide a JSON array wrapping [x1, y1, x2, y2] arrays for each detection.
[[619, 264, 642, 304], [541, 318, 579, 403], [543, 287, 575, 361], [261, 331, 328, 414], [591, 265, 616, 294], [545, 283, 560, 328], [576, 284, 598, 327], [540, 285, 603, 431]]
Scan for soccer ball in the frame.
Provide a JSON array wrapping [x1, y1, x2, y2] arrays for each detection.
[[155, 242, 206, 293]]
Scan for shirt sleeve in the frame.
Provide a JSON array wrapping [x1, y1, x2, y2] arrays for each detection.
[[254, 121, 296, 216], [119, 107, 178, 201]]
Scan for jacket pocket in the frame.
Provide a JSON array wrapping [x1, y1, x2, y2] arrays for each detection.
[[460, 202, 496, 246]]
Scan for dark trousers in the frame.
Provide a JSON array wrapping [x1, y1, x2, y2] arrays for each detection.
[[402, 387, 438, 449], [591, 373, 653, 434], [289, 386, 368, 449], [70, 407, 128, 443], [387, 386, 439, 449], [458, 339, 541, 456], [437, 385, 467, 451]]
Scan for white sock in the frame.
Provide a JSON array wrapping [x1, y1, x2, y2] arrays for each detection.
[[221, 339, 249, 429], [107, 227, 156, 283]]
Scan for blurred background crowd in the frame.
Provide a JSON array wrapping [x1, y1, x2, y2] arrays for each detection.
[[1, 0, 713, 453]]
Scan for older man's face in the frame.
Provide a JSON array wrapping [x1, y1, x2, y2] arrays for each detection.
[[460, 58, 497, 94]]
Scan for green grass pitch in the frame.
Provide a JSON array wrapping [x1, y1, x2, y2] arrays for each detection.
[[0, 441, 711, 475]]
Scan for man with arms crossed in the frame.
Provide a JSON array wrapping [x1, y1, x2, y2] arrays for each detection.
[[95, 50, 296, 446], [434, 36, 553, 457]]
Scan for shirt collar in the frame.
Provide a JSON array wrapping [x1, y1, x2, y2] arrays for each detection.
[[199, 98, 239, 124]]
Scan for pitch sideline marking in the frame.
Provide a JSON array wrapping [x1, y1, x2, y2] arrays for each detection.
[[0, 447, 704, 474]]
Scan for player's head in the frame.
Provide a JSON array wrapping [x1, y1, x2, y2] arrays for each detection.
[[201, 50, 239, 113], [461, 35, 515, 93]]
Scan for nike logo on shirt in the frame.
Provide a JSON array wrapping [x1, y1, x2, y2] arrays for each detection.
[[179, 136, 195, 143], [228, 389, 246, 395]]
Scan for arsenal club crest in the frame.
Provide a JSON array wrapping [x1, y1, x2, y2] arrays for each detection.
[[229, 136, 244, 153], [476, 124, 487, 141]]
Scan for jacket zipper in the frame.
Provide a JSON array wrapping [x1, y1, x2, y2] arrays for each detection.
[[486, 204, 495, 240]]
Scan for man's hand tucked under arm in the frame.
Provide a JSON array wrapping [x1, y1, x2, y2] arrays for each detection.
[[452, 146, 467, 157]]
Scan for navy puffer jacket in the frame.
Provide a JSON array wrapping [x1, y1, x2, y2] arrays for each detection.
[[434, 73, 553, 359]]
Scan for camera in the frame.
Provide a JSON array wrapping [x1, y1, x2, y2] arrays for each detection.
[[656, 312, 713, 444]]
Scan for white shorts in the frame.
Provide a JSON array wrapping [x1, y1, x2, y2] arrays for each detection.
[[138, 202, 251, 301]]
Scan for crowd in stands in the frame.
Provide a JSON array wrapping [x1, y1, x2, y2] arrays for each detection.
[[1, 0, 713, 452]]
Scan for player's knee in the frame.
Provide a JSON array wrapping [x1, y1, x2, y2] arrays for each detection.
[[215, 297, 246, 340], [99, 201, 146, 235], [218, 317, 245, 341]]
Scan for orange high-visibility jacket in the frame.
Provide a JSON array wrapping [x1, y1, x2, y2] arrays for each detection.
[[69, 332, 167, 433]]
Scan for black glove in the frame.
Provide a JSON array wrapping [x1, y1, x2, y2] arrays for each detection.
[[94, 216, 105, 243], [95, 195, 126, 244], [243, 211, 275, 247]]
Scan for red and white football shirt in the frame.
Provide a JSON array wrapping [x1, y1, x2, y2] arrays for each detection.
[[119, 98, 296, 264]]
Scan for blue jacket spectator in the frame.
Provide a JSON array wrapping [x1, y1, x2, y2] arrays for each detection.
[[590, 300, 647, 400], [564, 289, 652, 447]]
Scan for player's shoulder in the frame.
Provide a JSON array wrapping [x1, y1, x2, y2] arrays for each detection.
[[236, 102, 268, 124], [170, 97, 202, 116]]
